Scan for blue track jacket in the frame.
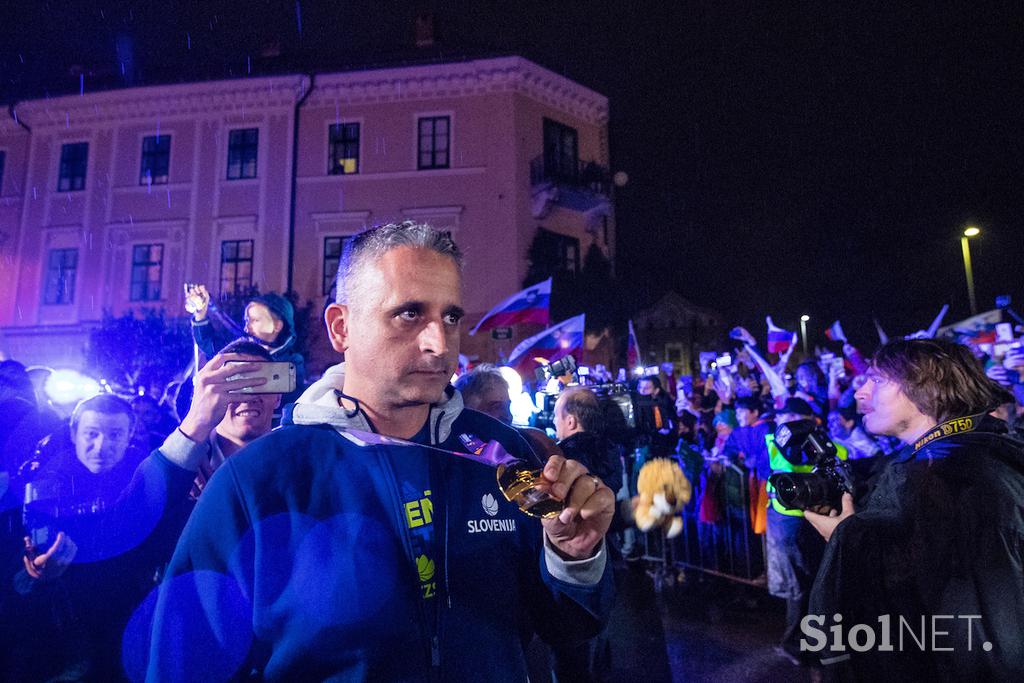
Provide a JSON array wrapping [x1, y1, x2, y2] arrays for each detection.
[[146, 364, 614, 682]]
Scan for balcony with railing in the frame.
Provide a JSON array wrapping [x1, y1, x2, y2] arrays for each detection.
[[529, 155, 612, 220], [530, 155, 612, 198]]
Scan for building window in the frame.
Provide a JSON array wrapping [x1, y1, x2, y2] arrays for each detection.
[[220, 239, 253, 294], [328, 123, 360, 175], [533, 228, 580, 274], [58, 142, 88, 192], [226, 128, 258, 180], [543, 118, 579, 183], [43, 248, 78, 304], [130, 243, 164, 301], [322, 236, 353, 296], [139, 135, 171, 185], [417, 116, 450, 170], [557, 235, 580, 273]]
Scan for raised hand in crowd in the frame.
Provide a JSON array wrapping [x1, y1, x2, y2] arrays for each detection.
[[773, 332, 799, 376], [22, 531, 77, 582], [827, 358, 845, 408], [987, 364, 1014, 387], [732, 326, 757, 347], [713, 372, 735, 405], [1004, 346, 1024, 374], [183, 283, 211, 322], [178, 352, 267, 444], [744, 342, 788, 402]]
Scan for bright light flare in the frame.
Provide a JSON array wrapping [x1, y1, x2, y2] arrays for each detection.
[[510, 391, 537, 427], [497, 366, 523, 399], [44, 369, 101, 405]]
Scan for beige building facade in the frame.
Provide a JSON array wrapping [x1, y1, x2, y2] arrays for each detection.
[[0, 56, 614, 371]]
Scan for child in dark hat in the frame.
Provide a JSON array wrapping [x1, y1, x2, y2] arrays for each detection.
[[184, 285, 306, 403]]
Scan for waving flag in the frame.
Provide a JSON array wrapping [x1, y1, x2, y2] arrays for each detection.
[[507, 314, 585, 374], [766, 316, 793, 354], [469, 278, 551, 335], [873, 318, 890, 345], [906, 304, 950, 340], [825, 320, 847, 343], [626, 320, 641, 370]]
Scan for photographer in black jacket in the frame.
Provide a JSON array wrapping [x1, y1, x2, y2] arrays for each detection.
[[805, 338, 1024, 680], [549, 386, 623, 682], [554, 387, 623, 491]]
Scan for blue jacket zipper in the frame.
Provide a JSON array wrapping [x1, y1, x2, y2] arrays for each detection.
[[375, 447, 438, 677], [426, 439, 450, 679]]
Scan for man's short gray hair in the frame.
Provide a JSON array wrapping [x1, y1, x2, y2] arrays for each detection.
[[334, 220, 463, 305], [454, 364, 508, 404]]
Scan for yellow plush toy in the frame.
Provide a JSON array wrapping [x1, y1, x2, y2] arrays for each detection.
[[633, 458, 692, 538]]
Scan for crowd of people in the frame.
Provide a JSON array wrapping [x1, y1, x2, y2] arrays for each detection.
[[0, 222, 616, 682], [607, 322, 1024, 677], [1, 220, 1022, 681]]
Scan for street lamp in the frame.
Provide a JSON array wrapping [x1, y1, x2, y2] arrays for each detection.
[[800, 315, 810, 356], [961, 226, 980, 316]]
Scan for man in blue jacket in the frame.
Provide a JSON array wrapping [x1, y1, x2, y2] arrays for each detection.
[[147, 221, 615, 681]]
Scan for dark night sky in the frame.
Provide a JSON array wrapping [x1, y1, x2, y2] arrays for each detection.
[[3, 1, 1022, 348]]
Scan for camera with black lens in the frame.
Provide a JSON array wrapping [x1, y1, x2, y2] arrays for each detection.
[[23, 479, 106, 549], [532, 355, 668, 443], [767, 419, 853, 514], [534, 355, 578, 384]]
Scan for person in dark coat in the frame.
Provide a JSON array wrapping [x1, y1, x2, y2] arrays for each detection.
[[805, 338, 1024, 680], [554, 387, 623, 491]]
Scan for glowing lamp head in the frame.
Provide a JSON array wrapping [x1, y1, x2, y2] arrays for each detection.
[[963, 226, 980, 238], [800, 315, 810, 322]]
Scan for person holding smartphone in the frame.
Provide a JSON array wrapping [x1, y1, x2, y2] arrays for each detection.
[[147, 222, 614, 682], [184, 285, 306, 404]]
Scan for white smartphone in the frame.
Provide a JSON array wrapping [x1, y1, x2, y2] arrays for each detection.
[[225, 360, 297, 394]]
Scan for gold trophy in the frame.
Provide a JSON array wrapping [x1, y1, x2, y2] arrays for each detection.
[[497, 464, 564, 519]]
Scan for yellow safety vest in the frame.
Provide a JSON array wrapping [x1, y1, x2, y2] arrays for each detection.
[[765, 433, 848, 517]]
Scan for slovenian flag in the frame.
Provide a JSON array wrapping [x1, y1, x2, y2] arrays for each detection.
[[766, 316, 793, 354], [626, 319, 641, 370], [469, 278, 551, 335], [825, 320, 847, 343], [506, 314, 585, 374]]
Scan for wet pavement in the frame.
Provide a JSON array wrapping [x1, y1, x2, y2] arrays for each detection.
[[598, 561, 823, 683]]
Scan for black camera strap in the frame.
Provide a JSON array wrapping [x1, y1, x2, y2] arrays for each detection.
[[911, 411, 989, 455]]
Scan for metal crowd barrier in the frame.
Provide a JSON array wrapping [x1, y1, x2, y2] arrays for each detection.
[[639, 460, 767, 588]]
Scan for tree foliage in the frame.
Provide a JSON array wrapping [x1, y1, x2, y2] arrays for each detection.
[[84, 286, 314, 397], [85, 308, 193, 395], [523, 230, 622, 332]]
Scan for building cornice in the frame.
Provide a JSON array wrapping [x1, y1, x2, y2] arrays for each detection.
[[0, 116, 28, 135], [10, 56, 609, 130], [308, 57, 608, 125], [13, 75, 308, 129]]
